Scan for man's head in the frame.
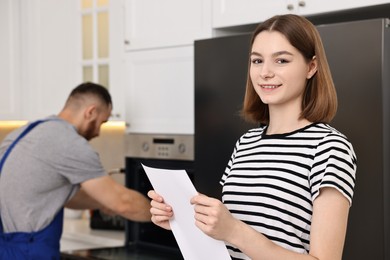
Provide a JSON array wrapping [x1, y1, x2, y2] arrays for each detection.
[[59, 82, 112, 140]]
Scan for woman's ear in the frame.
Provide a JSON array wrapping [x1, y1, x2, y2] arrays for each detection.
[[307, 56, 318, 79]]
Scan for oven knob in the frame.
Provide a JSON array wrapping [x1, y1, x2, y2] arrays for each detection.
[[178, 143, 186, 154], [142, 142, 149, 152]]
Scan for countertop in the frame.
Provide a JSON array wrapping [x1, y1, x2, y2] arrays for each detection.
[[60, 212, 183, 259], [60, 216, 125, 253]]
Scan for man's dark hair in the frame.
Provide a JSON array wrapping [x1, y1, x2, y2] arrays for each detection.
[[69, 82, 112, 107]]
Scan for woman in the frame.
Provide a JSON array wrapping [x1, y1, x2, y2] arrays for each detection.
[[148, 14, 356, 260]]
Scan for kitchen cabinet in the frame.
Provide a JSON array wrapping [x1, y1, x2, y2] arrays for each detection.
[[106, 0, 126, 121], [212, 0, 288, 28], [123, 0, 212, 50], [81, 0, 126, 121], [124, 46, 194, 134], [123, 0, 211, 134], [212, 0, 390, 28], [294, 0, 390, 16], [20, 0, 80, 121], [0, 0, 22, 120], [0, 0, 80, 121], [1, 0, 126, 122]]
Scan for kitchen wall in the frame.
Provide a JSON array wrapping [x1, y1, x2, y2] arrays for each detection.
[[89, 122, 126, 184], [0, 122, 126, 184], [0, 122, 26, 142]]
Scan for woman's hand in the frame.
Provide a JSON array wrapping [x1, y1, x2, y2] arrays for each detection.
[[190, 193, 239, 242], [147, 190, 173, 230]]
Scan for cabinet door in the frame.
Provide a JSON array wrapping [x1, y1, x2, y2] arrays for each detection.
[[20, 0, 80, 120], [124, 0, 212, 50], [0, 0, 22, 120], [125, 46, 194, 134], [297, 0, 390, 16], [212, 0, 390, 29], [107, 0, 125, 121], [212, 0, 290, 28]]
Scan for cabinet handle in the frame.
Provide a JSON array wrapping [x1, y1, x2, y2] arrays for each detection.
[[287, 4, 294, 11], [298, 1, 306, 7]]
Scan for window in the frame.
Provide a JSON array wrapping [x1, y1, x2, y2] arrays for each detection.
[[81, 0, 110, 89]]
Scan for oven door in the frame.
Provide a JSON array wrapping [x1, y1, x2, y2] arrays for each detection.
[[125, 157, 194, 255]]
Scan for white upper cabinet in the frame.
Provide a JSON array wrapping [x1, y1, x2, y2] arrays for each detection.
[[125, 46, 194, 134], [21, 0, 80, 121], [123, 0, 212, 134], [0, 0, 22, 120], [124, 0, 212, 50], [212, 0, 390, 28], [1, 0, 126, 121], [107, 0, 126, 121], [0, 0, 80, 121], [80, 0, 126, 121], [212, 0, 288, 28], [295, 0, 390, 16]]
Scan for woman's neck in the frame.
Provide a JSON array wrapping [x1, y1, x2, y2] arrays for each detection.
[[267, 105, 311, 135], [266, 118, 311, 135]]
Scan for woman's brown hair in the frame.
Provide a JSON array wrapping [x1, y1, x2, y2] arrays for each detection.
[[242, 14, 337, 124]]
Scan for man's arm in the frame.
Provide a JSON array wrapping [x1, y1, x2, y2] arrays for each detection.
[[65, 188, 101, 210], [67, 175, 151, 222]]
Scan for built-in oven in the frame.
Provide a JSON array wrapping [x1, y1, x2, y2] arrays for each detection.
[[125, 133, 194, 257], [61, 134, 193, 260]]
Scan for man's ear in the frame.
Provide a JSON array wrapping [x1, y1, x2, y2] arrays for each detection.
[[307, 56, 318, 79], [84, 104, 97, 120]]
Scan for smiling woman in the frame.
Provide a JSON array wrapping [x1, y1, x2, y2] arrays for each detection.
[[149, 14, 356, 260]]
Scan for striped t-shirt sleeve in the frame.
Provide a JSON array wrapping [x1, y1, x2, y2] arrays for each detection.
[[309, 133, 357, 205]]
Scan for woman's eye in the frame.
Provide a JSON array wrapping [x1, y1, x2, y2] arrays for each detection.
[[276, 58, 289, 64], [251, 58, 262, 64]]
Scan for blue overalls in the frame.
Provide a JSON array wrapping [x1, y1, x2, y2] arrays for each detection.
[[0, 120, 64, 259]]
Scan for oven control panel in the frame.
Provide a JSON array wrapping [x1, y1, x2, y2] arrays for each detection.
[[125, 133, 194, 161]]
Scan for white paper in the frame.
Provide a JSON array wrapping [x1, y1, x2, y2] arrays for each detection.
[[142, 164, 231, 260]]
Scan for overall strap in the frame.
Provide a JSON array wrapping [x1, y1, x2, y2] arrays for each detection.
[[0, 119, 50, 174], [0, 119, 52, 233]]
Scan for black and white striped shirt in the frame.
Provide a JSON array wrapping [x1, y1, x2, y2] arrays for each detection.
[[221, 123, 357, 259]]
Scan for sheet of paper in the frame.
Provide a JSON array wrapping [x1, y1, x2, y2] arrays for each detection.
[[142, 164, 231, 260]]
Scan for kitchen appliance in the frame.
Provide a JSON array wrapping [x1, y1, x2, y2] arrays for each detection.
[[61, 134, 193, 259], [195, 18, 390, 259], [124, 133, 194, 254]]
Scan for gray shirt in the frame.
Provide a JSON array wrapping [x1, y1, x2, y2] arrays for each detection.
[[0, 116, 106, 232]]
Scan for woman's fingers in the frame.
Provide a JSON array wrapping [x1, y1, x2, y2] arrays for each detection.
[[147, 190, 162, 202]]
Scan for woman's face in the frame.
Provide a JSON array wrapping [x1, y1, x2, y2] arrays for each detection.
[[250, 31, 317, 112]]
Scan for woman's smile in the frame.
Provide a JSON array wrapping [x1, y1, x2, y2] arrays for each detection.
[[260, 84, 282, 89]]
